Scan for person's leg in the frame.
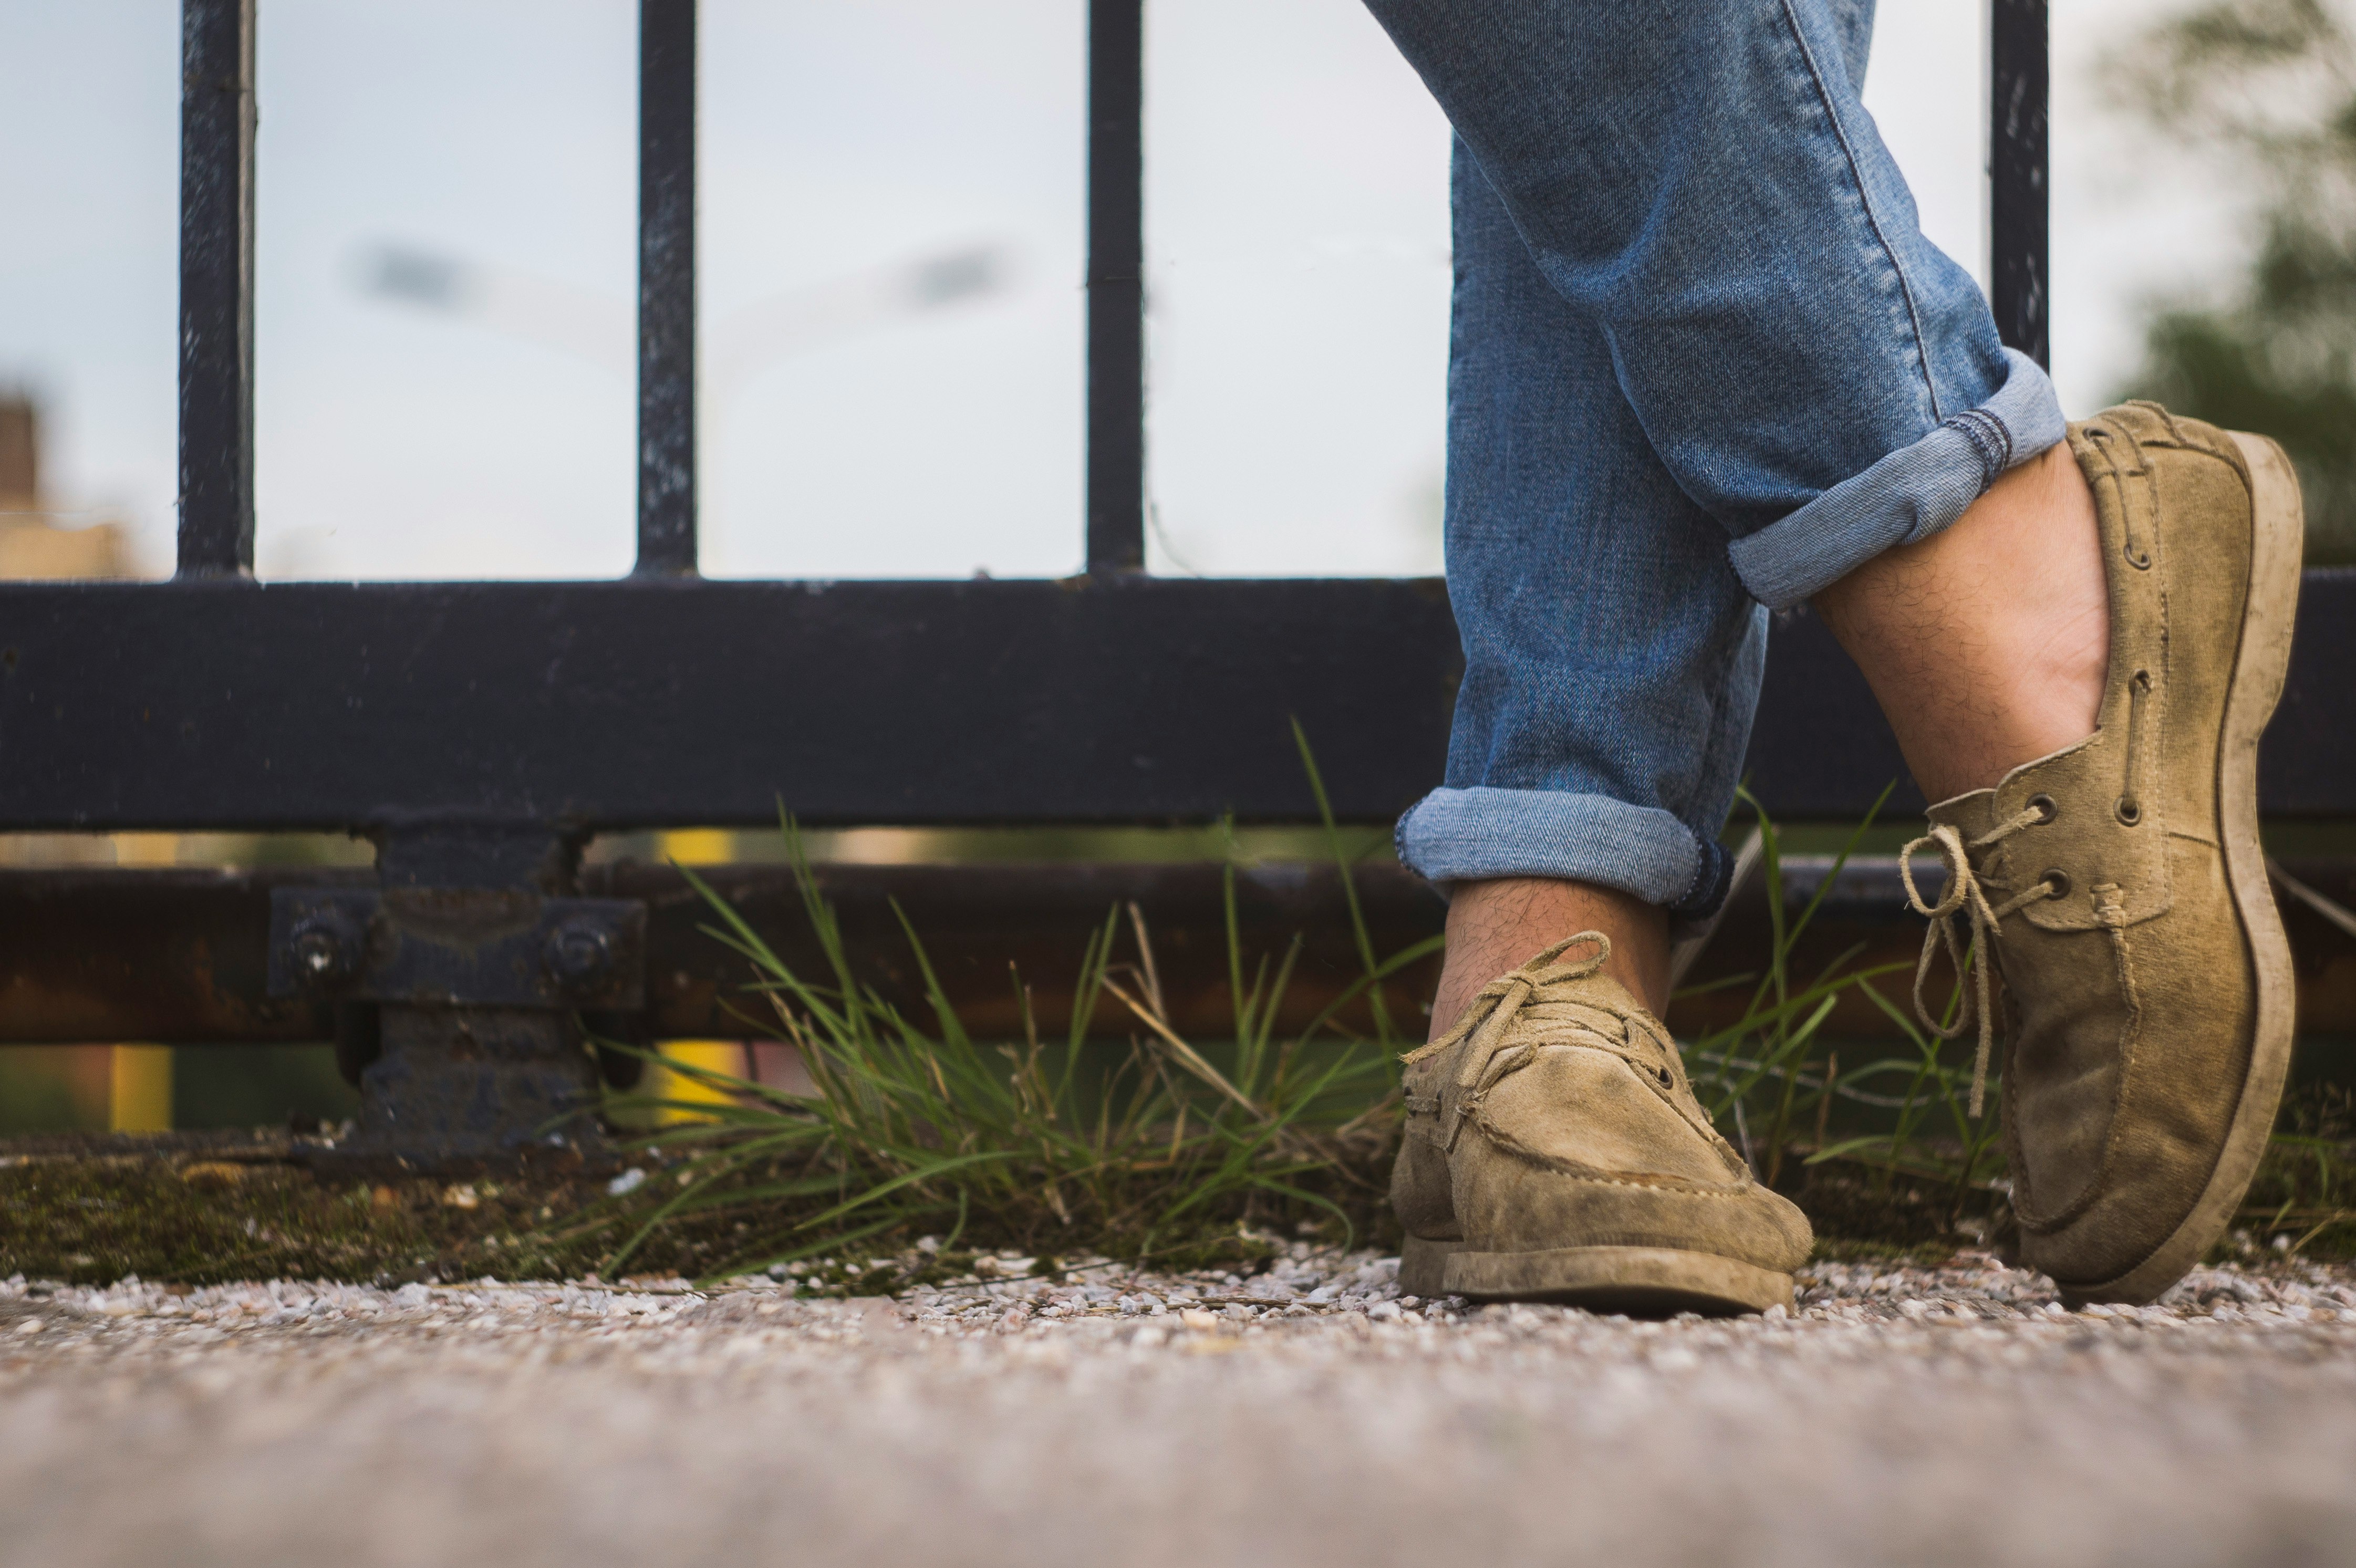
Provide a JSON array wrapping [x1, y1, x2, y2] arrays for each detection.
[[1380, 0, 2115, 1040], [1435, 879, 1667, 1031], [1359, 0, 2074, 614], [1815, 443, 2104, 803], [1376, 0, 2301, 1312], [1387, 136, 1814, 1315], [1404, 139, 1767, 1030]]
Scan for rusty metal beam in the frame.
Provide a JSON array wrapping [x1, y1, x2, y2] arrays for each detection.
[[0, 862, 1450, 1047], [7, 857, 2356, 1048]]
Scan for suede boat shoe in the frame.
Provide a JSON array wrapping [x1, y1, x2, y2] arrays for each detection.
[[1392, 932, 1812, 1315], [1904, 402, 2303, 1306]]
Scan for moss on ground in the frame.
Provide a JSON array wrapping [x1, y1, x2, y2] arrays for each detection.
[[0, 1130, 1376, 1287], [7, 1119, 2349, 1286], [3, 1147, 599, 1286]]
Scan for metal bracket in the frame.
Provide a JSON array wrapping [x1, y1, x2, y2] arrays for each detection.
[[267, 887, 646, 1010]]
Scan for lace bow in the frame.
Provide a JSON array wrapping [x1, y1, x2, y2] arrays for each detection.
[[1898, 807, 2063, 1118]]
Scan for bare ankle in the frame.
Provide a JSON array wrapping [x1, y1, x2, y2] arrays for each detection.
[[1814, 442, 2106, 802], [1429, 877, 1669, 1036]]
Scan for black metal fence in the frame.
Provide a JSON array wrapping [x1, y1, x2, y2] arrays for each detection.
[[1, 0, 2349, 1166]]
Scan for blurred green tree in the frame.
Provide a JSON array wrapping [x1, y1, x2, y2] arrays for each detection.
[[2117, 0, 2356, 560]]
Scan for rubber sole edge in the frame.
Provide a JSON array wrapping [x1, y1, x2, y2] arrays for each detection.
[[2064, 430, 2302, 1306], [1438, 1243, 1793, 1316]]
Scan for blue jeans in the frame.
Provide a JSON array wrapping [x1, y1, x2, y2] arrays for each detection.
[[1366, 0, 2068, 916]]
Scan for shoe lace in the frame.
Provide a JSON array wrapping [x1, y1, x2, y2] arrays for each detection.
[[1399, 931, 1616, 1074], [1900, 806, 2068, 1118], [1403, 931, 1727, 1164]]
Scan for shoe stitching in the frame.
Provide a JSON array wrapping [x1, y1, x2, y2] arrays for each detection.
[[2081, 421, 2157, 573], [2106, 416, 2163, 571], [1499, 1229, 1795, 1257], [1452, 982, 1746, 1168], [1465, 1106, 1755, 1194], [2013, 882, 2146, 1235], [1450, 1032, 1731, 1165]]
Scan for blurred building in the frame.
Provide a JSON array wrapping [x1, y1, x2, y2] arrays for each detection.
[[0, 393, 165, 1131], [0, 393, 132, 580]]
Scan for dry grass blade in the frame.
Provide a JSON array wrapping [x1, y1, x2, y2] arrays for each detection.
[[1097, 973, 1267, 1122]]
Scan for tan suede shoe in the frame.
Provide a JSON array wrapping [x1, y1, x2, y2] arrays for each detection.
[[1393, 932, 1812, 1314], [1905, 403, 2302, 1306]]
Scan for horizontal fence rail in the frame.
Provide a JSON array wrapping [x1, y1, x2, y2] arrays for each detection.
[[4, 573, 2355, 832]]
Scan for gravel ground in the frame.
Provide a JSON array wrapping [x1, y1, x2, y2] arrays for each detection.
[[6, 1249, 2356, 1567]]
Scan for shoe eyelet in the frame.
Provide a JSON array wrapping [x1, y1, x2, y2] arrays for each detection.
[[2114, 798, 2141, 826], [2028, 793, 2058, 824], [2041, 868, 2073, 900]]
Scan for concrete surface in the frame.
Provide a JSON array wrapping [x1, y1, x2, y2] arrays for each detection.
[[4, 1251, 2354, 1567]]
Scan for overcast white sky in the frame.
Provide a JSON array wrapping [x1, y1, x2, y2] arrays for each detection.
[[0, 0, 2243, 582]]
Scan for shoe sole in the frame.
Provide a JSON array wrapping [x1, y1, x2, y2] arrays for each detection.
[[1404, 1236, 1792, 1316], [2063, 431, 2302, 1306]]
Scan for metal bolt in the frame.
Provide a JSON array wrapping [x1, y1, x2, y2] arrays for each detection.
[[289, 919, 358, 983], [544, 921, 614, 989]]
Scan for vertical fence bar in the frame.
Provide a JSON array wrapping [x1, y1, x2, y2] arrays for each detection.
[[636, 0, 698, 575], [1989, 0, 2049, 369], [177, 0, 258, 579], [1086, 0, 1145, 575]]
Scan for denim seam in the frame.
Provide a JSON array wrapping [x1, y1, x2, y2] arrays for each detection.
[[1775, 0, 1943, 424], [1940, 406, 2012, 490], [1671, 837, 1711, 912], [1674, 836, 1738, 921]]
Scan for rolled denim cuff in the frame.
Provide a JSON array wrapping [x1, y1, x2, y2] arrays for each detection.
[[1394, 786, 1735, 918], [1727, 349, 2068, 611]]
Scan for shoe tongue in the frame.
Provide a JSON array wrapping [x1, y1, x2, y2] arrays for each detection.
[[1925, 786, 2001, 840]]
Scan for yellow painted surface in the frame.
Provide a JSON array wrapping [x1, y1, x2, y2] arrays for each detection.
[[109, 1046, 174, 1132], [658, 829, 734, 866], [107, 838, 182, 1131], [110, 833, 181, 867], [655, 1041, 746, 1124]]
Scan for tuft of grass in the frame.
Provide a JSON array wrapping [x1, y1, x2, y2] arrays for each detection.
[[2230, 1081, 2356, 1262], [568, 734, 1442, 1284], [579, 773, 1995, 1280], [576, 775, 2008, 1279]]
